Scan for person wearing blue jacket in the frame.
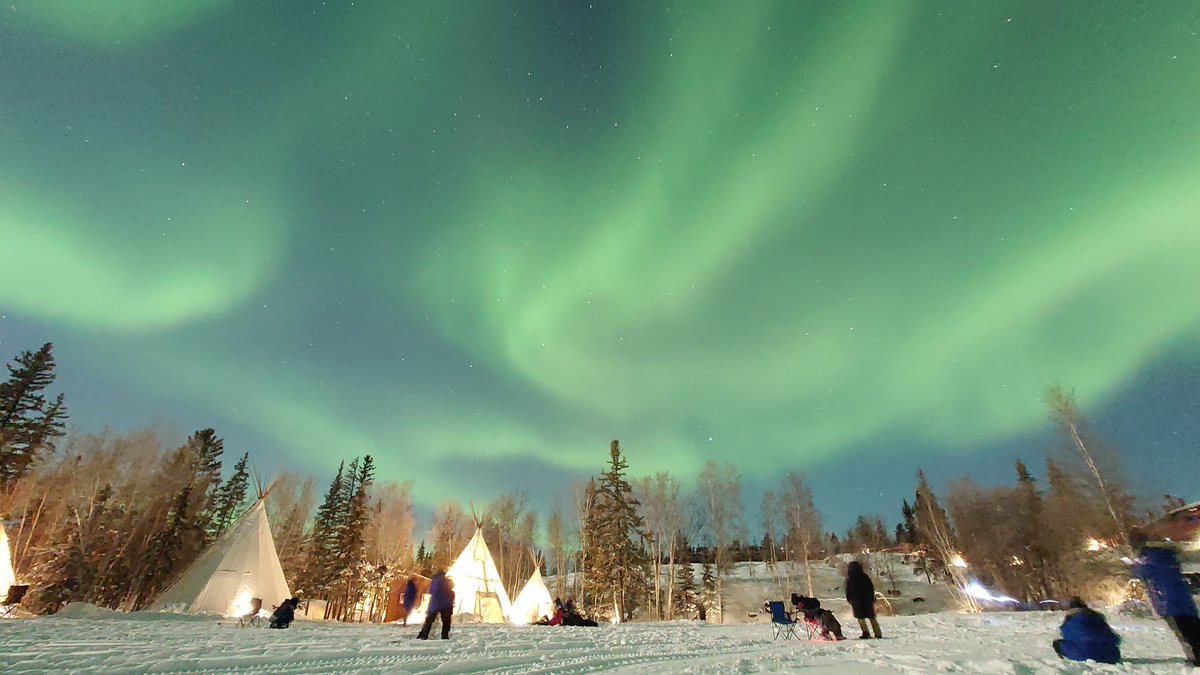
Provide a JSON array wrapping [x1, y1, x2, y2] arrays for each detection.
[[417, 570, 456, 640], [401, 577, 418, 626], [1131, 530, 1200, 666], [1052, 597, 1121, 664]]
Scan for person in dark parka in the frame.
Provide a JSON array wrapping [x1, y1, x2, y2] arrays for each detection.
[[845, 560, 882, 639], [1052, 597, 1121, 664], [1131, 531, 1200, 666], [560, 597, 599, 626], [269, 597, 299, 629], [401, 577, 418, 626], [417, 570, 455, 640]]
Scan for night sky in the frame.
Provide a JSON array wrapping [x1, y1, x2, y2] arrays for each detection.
[[2, 1, 1198, 530]]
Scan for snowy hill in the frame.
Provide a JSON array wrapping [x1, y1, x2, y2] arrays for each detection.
[[710, 558, 958, 624]]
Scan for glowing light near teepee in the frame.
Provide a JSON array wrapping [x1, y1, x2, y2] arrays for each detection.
[[150, 498, 290, 617], [0, 523, 16, 599], [949, 553, 968, 568], [229, 591, 255, 618], [446, 526, 512, 623], [510, 564, 554, 626]]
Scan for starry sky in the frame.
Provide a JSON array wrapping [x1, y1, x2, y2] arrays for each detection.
[[2, 1, 1198, 531]]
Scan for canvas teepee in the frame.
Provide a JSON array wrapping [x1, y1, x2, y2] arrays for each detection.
[[1, 523, 15, 599], [149, 498, 290, 616], [445, 526, 512, 623], [510, 552, 554, 625]]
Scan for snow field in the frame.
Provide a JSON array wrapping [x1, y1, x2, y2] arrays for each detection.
[[1, 609, 1194, 673]]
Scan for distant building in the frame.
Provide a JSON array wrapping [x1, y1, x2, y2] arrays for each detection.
[[1147, 501, 1200, 551]]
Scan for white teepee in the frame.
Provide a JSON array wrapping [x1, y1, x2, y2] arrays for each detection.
[[149, 498, 290, 616], [510, 565, 554, 625], [445, 527, 512, 622], [1, 522, 16, 599]]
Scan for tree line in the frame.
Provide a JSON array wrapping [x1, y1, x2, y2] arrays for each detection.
[[0, 343, 1168, 619]]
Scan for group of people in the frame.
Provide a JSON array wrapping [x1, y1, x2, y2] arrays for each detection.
[[395, 571, 602, 639], [776, 533, 1198, 668], [1053, 530, 1200, 666], [533, 597, 599, 626], [332, 530, 1200, 665], [778, 559, 882, 641], [393, 570, 460, 639]]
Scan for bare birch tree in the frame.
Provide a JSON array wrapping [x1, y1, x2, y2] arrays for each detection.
[[1047, 385, 1132, 546], [781, 473, 822, 596], [694, 461, 742, 623], [636, 471, 684, 620]]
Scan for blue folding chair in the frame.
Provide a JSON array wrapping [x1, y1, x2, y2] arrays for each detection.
[[767, 601, 798, 640]]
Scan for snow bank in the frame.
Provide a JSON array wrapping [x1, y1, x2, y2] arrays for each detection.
[[55, 603, 117, 619]]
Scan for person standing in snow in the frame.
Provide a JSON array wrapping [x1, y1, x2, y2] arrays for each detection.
[[1131, 530, 1200, 666], [845, 560, 882, 639], [400, 577, 418, 626], [1052, 597, 1121, 664], [417, 570, 455, 640]]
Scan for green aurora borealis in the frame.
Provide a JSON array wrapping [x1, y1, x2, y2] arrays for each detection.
[[2, 1, 1198, 519]]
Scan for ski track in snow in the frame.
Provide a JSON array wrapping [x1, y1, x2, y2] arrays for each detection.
[[1, 611, 1195, 674]]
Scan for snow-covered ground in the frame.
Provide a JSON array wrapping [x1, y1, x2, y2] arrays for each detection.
[[1, 606, 1194, 673], [3, 559, 1193, 672]]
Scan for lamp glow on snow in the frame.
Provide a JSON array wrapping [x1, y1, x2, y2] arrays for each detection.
[[229, 592, 255, 618], [963, 581, 1019, 605]]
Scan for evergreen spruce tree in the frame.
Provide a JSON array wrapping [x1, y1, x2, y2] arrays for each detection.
[[300, 461, 346, 598], [180, 428, 225, 545], [333, 455, 375, 620], [132, 428, 226, 608], [673, 540, 696, 618], [0, 343, 68, 485], [415, 541, 430, 575], [899, 499, 917, 545], [136, 483, 197, 607], [1014, 459, 1050, 598], [700, 561, 717, 618], [582, 440, 648, 621], [577, 477, 600, 607], [207, 452, 251, 538]]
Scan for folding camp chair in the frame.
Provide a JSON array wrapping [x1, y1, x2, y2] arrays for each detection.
[[800, 613, 823, 640], [238, 597, 263, 627], [1, 585, 29, 618], [767, 601, 798, 640]]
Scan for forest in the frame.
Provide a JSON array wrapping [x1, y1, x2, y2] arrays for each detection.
[[1, 342, 1172, 621]]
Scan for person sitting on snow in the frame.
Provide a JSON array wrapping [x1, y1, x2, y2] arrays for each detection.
[[791, 593, 846, 641], [558, 597, 598, 626], [534, 599, 564, 626], [1052, 597, 1121, 664], [269, 597, 299, 629]]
